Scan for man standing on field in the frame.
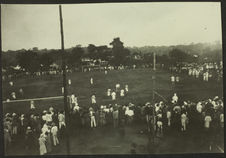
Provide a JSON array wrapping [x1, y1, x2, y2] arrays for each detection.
[[90, 77, 93, 85], [111, 91, 116, 101], [91, 95, 96, 104]]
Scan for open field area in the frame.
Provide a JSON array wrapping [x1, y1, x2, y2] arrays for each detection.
[[2, 68, 223, 114], [2, 68, 224, 155]]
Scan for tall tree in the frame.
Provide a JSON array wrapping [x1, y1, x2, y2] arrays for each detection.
[[17, 50, 40, 74], [110, 37, 130, 66]]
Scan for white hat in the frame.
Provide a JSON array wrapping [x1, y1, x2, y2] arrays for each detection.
[[12, 113, 16, 116], [27, 126, 31, 130]]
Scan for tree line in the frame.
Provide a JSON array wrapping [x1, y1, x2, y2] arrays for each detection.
[[2, 38, 222, 74]]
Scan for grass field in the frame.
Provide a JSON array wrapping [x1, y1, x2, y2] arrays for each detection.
[[2, 68, 224, 155], [2, 68, 223, 114]]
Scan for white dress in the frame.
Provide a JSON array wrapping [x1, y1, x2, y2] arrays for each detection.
[[39, 136, 47, 155]]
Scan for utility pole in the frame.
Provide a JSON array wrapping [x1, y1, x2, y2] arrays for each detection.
[[59, 5, 70, 155], [152, 52, 156, 145], [152, 52, 156, 100]]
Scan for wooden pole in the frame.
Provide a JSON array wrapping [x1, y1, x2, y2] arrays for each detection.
[[152, 52, 156, 144], [59, 5, 70, 155]]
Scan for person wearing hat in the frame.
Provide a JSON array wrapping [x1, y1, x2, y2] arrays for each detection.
[[12, 113, 18, 136], [51, 123, 59, 146], [4, 125, 12, 154], [111, 91, 116, 101], [156, 113, 163, 137], [18, 114, 27, 136], [144, 102, 153, 132], [46, 112, 53, 124], [25, 126, 34, 151], [99, 106, 106, 127], [89, 108, 96, 128], [115, 83, 120, 92], [120, 89, 125, 97], [58, 111, 66, 130], [39, 133, 47, 155]]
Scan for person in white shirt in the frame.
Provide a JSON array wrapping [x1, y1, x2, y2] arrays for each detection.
[[116, 83, 120, 92], [205, 72, 209, 82], [107, 89, 111, 96], [68, 79, 71, 85], [188, 68, 192, 76], [203, 72, 206, 81], [71, 94, 78, 109], [171, 76, 175, 83], [51, 123, 59, 146], [204, 115, 212, 129], [46, 112, 53, 123], [30, 100, 35, 109], [39, 133, 47, 155], [125, 85, 129, 93], [156, 114, 163, 133], [73, 104, 80, 112], [125, 107, 134, 124], [192, 68, 196, 76], [90, 77, 93, 85], [11, 92, 16, 99], [89, 109, 96, 128], [42, 111, 47, 123], [176, 76, 179, 82], [196, 102, 202, 113], [111, 91, 116, 100], [91, 95, 96, 104], [41, 123, 49, 134], [9, 81, 14, 86], [49, 107, 54, 115], [195, 70, 199, 78], [58, 112, 66, 129], [220, 113, 224, 128], [181, 113, 187, 131], [120, 89, 125, 97], [167, 111, 171, 126], [172, 93, 178, 104]]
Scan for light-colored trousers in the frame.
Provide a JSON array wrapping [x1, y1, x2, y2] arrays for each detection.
[[91, 116, 96, 128], [52, 134, 59, 146]]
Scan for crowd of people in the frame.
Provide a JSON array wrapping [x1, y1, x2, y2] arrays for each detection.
[[4, 88, 224, 155], [3, 62, 224, 155], [170, 62, 223, 82]]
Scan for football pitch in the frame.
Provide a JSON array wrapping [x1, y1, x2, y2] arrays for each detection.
[[2, 68, 223, 114]]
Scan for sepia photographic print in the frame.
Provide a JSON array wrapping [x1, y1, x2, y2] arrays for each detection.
[[1, 2, 224, 156]]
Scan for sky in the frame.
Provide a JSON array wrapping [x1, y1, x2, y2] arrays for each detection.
[[1, 2, 222, 51]]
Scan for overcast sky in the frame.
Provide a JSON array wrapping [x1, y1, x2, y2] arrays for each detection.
[[1, 2, 222, 51]]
